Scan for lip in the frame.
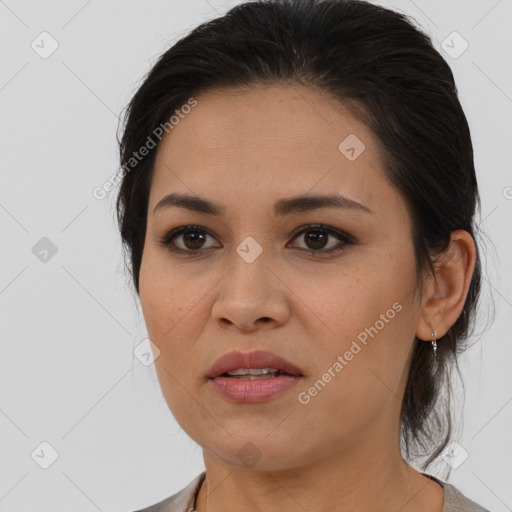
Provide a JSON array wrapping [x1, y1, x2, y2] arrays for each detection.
[[207, 350, 305, 404], [207, 350, 304, 379], [209, 374, 303, 403]]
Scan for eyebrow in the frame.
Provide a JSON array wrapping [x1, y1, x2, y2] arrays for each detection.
[[153, 192, 374, 216]]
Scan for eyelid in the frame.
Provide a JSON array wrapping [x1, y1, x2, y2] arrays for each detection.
[[290, 223, 355, 244]]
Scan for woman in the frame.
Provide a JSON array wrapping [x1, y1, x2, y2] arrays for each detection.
[[116, 0, 490, 510]]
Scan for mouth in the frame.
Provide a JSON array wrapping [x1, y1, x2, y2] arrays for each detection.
[[207, 350, 304, 380], [207, 350, 305, 403], [219, 368, 297, 380]]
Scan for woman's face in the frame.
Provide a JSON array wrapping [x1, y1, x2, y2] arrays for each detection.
[[139, 85, 426, 470]]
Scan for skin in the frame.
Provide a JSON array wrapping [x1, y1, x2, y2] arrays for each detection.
[[138, 84, 476, 512]]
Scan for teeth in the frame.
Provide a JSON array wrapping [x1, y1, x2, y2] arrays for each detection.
[[227, 373, 281, 380], [226, 367, 280, 376]]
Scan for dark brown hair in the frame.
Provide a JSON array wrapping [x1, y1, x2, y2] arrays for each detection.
[[116, 0, 491, 472]]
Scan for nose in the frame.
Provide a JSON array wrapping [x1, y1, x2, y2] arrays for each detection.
[[211, 248, 291, 332]]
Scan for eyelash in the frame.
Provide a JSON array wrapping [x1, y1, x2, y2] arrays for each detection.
[[158, 224, 354, 257]]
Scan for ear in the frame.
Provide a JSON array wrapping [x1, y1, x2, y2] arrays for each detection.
[[416, 230, 477, 342]]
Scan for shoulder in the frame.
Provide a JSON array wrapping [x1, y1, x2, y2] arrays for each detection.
[[130, 472, 206, 512], [442, 481, 491, 512]]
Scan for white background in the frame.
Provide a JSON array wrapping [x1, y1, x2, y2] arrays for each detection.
[[1, 0, 511, 510]]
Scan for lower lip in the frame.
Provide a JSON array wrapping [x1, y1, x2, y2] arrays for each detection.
[[209, 375, 303, 403]]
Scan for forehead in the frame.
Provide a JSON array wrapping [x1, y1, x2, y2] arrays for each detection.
[[149, 85, 406, 221]]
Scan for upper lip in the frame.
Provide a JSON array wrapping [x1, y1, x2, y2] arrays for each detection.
[[207, 350, 304, 378]]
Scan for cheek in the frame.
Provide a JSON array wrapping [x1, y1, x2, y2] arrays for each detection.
[[138, 249, 211, 381], [303, 256, 416, 381], [139, 255, 203, 420], [139, 247, 192, 337], [297, 295, 414, 436], [302, 262, 399, 342]]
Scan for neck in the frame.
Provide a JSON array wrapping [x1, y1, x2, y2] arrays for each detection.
[[194, 436, 443, 512]]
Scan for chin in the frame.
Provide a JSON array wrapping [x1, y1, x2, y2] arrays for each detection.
[[201, 433, 314, 472]]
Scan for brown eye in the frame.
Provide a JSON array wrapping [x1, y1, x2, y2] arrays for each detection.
[[181, 230, 207, 250], [160, 226, 219, 253], [160, 223, 353, 257], [302, 230, 329, 250], [289, 224, 353, 256]]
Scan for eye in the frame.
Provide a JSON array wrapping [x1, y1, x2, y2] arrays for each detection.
[[288, 224, 353, 256], [159, 225, 219, 253], [159, 223, 354, 256]]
